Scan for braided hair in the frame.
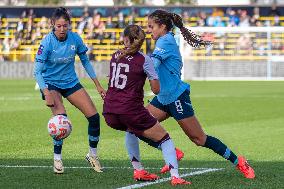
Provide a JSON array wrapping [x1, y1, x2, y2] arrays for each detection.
[[117, 25, 146, 60], [149, 9, 211, 48]]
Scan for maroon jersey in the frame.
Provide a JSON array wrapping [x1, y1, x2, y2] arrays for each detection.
[[103, 51, 147, 114]]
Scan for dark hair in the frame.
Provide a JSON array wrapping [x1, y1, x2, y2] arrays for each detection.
[[117, 25, 146, 60], [148, 9, 211, 48], [51, 7, 71, 25]]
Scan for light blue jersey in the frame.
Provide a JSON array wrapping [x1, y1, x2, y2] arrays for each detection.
[[151, 32, 189, 105], [33, 30, 96, 90]]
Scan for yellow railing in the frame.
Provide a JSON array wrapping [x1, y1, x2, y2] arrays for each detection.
[[1, 16, 284, 62]]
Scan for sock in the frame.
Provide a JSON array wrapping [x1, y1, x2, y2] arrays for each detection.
[[136, 135, 161, 149], [54, 153, 62, 160], [125, 132, 143, 170], [159, 134, 179, 178], [53, 139, 63, 160], [204, 135, 238, 165], [89, 147, 97, 157], [87, 113, 100, 148]]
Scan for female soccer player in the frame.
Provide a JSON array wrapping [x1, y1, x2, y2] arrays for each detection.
[[33, 7, 105, 174], [103, 25, 191, 186], [128, 9, 255, 179]]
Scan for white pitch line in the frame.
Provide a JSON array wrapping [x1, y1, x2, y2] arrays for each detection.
[[0, 165, 215, 170], [116, 168, 223, 189]]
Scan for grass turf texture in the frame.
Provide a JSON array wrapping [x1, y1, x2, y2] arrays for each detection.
[[0, 79, 283, 189]]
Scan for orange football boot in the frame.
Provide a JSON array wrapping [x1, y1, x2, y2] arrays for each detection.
[[236, 156, 255, 179], [171, 176, 191, 186], [133, 169, 160, 181]]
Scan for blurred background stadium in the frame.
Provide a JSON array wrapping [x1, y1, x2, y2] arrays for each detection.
[[0, 0, 284, 80], [0, 1, 284, 189]]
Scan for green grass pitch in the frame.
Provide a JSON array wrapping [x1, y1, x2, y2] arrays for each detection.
[[0, 79, 283, 189]]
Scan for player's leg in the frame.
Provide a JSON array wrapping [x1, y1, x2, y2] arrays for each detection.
[[104, 112, 156, 181], [171, 90, 254, 179], [48, 90, 66, 174], [124, 108, 190, 185], [144, 97, 184, 173], [141, 122, 191, 185], [125, 131, 160, 181], [125, 132, 143, 171], [178, 116, 254, 179], [146, 96, 170, 122], [66, 85, 102, 172]]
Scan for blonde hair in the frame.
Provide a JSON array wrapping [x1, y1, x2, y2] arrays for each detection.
[[117, 25, 145, 60]]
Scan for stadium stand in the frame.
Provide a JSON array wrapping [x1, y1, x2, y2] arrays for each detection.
[[0, 6, 283, 62]]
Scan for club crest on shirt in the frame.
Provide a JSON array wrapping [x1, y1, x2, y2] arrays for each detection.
[[37, 45, 44, 55], [70, 45, 75, 50]]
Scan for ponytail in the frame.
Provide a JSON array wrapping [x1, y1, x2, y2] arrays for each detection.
[[170, 13, 211, 48], [149, 10, 212, 48], [117, 25, 145, 60]]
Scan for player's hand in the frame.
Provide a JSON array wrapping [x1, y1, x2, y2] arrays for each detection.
[[44, 91, 55, 107], [97, 86, 106, 100]]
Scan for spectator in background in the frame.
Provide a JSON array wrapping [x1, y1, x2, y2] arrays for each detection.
[[93, 12, 102, 29], [236, 34, 253, 55], [86, 16, 94, 39], [105, 16, 115, 41], [271, 38, 282, 55], [212, 7, 224, 17], [197, 11, 207, 26], [23, 15, 35, 43], [38, 16, 49, 32], [127, 14, 135, 25], [94, 18, 106, 42], [182, 11, 190, 25], [28, 9, 35, 19], [227, 9, 239, 27], [239, 10, 250, 27], [77, 11, 90, 35], [20, 10, 27, 19], [206, 8, 225, 27], [117, 12, 125, 28], [250, 7, 260, 26], [269, 4, 281, 26], [31, 24, 42, 44], [269, 4, 281, 17], [2, 38, 10, 60], [213, 16, 225, 27], [0, 39, 4, 61], [16, 17, 24, 35]]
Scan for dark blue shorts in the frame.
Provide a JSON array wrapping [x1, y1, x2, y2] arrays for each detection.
[[150, 89, 194, 120], [40, 83, 83, 100]]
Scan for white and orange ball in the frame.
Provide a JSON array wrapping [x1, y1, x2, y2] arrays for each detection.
[[47, 115, 72, 140]]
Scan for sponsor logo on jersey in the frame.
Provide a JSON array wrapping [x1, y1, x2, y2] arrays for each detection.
[[37, 45, 44, 55]]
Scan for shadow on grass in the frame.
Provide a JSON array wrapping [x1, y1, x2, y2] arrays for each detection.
[[0, 159, 283, 189]]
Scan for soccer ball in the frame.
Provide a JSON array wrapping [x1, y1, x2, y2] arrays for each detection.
[[47, 115, 72, 140]]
